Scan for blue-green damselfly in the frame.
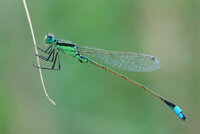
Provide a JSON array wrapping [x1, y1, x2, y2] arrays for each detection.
[[34, 33, 186, 121]]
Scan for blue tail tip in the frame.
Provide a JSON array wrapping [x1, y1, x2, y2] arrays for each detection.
[[174, 106, 187, 121], [164, 99, 186, 121]]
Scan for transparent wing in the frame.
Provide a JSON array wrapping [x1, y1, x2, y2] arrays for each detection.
[[79, 46, 161, 72]]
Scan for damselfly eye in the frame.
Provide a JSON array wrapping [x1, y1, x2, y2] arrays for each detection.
[[44, 33, 55, 44]]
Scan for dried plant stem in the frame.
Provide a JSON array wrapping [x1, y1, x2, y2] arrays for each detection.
[[23, 0, 56, 105]]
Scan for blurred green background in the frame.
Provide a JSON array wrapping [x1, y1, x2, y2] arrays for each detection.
[[0, 0, 200, 134]]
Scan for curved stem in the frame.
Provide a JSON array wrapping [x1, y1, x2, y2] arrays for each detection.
[[23, 0, 56, 105]]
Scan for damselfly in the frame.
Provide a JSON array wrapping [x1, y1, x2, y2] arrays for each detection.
[[34, 33, 186, 120]]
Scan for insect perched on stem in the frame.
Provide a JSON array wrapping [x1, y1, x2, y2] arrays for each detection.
[[34, 33, 186, 120]]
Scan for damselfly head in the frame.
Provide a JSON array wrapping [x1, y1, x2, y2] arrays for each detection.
[[44, 33, 55, 44]]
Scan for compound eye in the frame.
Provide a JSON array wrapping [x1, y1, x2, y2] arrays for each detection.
[[48, 35, 53, 40], [45, 33, 55, 44]]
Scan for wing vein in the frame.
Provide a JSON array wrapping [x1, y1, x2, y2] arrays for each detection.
[[79, 46, 161, 72]]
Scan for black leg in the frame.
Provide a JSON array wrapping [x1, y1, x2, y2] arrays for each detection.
[[57, 52, 61, 69], [33, 52, 61, 70], [35, 45, 52, 54], [51, 52, 61, 70], [49, 50, 55, 62], [46, 47, 53, 54], [35, 49, 55, 62]]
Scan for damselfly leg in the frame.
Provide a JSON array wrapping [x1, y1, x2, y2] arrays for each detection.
[[35, 49, 55, 62], [34, 46, 61, 70], [35, 45, 53, 54]]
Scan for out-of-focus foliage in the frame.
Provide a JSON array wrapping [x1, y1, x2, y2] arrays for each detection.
[[0, 0, 200, 134]]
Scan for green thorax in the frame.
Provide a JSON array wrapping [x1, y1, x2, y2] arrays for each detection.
[[55, 39, 88, 63], [55, 40, 79, 56]]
